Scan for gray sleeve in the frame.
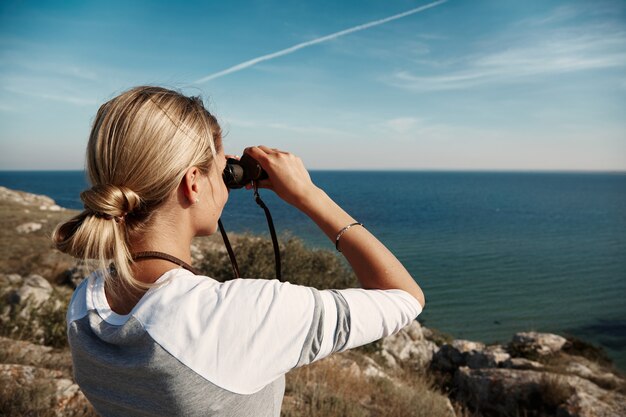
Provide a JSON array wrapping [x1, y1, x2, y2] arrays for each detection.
[[295, 288, 351, 367], [295, 287, 422, 368]]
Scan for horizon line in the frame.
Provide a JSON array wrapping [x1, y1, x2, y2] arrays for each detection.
[[1, 168, 625, 174]]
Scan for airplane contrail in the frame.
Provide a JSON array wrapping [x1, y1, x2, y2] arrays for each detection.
[[194, 0, 447, 84]]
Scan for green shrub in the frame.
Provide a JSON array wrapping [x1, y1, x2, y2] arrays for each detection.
[[0, 288, 70, 348], [199, 234, 359, 289]]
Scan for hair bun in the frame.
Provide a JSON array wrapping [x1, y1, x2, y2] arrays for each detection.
[[81, 184, 142, 220]]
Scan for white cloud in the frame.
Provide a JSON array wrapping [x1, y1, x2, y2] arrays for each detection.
[[375, 116, 467, 145], [0, 46, 108, 107], [383, 117, 422, 134], [387, 12, 626, 92], [517, 4, 579, 27], [2, 83, 98, 106], [224, 117, 356, 138]]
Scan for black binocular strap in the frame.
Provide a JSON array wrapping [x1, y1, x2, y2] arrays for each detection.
[[218, 182, 282, 281], [218, 219, 241, 279], [253, 184, 282, 281]]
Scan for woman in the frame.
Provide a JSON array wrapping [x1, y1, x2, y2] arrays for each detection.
[[54, 86, 425, 416]]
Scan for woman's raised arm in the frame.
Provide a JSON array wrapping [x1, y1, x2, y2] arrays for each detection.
[[243, 146, 426, 308]]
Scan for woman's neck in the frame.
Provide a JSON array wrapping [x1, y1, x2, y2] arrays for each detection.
[[108, 204, 197, 312], [129, 214, 195, 269]]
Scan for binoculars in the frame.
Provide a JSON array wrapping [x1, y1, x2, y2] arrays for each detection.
[[223, 153, 268, 189], [219, 152, 281, 280]]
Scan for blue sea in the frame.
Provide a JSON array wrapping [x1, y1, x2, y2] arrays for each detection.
[[1, 170, 625, 370]]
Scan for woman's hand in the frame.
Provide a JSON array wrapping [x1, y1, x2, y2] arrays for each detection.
[[243, 146, 320, 209], [243, 146, 425, 307]]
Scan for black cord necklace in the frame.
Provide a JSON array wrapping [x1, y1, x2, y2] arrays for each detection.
[[132, 251, 202, 276]]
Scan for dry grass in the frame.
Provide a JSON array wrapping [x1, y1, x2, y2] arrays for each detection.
[[508, 335, 626, 395], [0, 377, 59, 417], [537, 352, 626, 394], [0, 200, 78, 280], [282, 351, 453, 417], [536, 373, 575, 412], [0, 380, 98, 417], [561, 336, 614, 368]]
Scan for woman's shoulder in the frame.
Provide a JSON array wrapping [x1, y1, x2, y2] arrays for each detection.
[[139, 273, 311, 314]]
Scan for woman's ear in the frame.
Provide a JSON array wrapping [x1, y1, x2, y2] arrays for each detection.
[[181, 167, 201, 205]]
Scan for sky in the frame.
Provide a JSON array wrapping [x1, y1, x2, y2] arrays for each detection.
[[0, 0, 625, 171]]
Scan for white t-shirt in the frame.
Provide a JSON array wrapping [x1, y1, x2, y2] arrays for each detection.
[[67, 268, 423, 416]]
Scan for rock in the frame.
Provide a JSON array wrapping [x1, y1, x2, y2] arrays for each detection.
[[379, 349, 398, 368], [431, 343, 466, 372], [455, 367, 532, 415], [430, 331, 626, 416], [453, 367, 547, 415], [361, 356, 391, 380], [380, 320, 439, 369], [466, 345, 510, 369], [509, 332, 567, 356], [0, 273, 23, 286], [453, 366, 626, 417], [452, 340, 485, 353], [8, 273, 24, 285], [431, 339, 509, 372], [559, 389, 626, 417], [39, 204, 63, 211], [503, 357, 545, 371], [564, 360, 624, 391], [0, 186, 57, 208], [555, 372, 626, 417], [0, 337, 72, 374], [17, 274, 53, 307], [16, 221, 43, 234]]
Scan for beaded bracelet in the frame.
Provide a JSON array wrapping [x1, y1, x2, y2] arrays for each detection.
[[335, 222, 364, 252]]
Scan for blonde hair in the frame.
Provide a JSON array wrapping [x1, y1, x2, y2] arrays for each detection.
[[53, 86, 222, 297]]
